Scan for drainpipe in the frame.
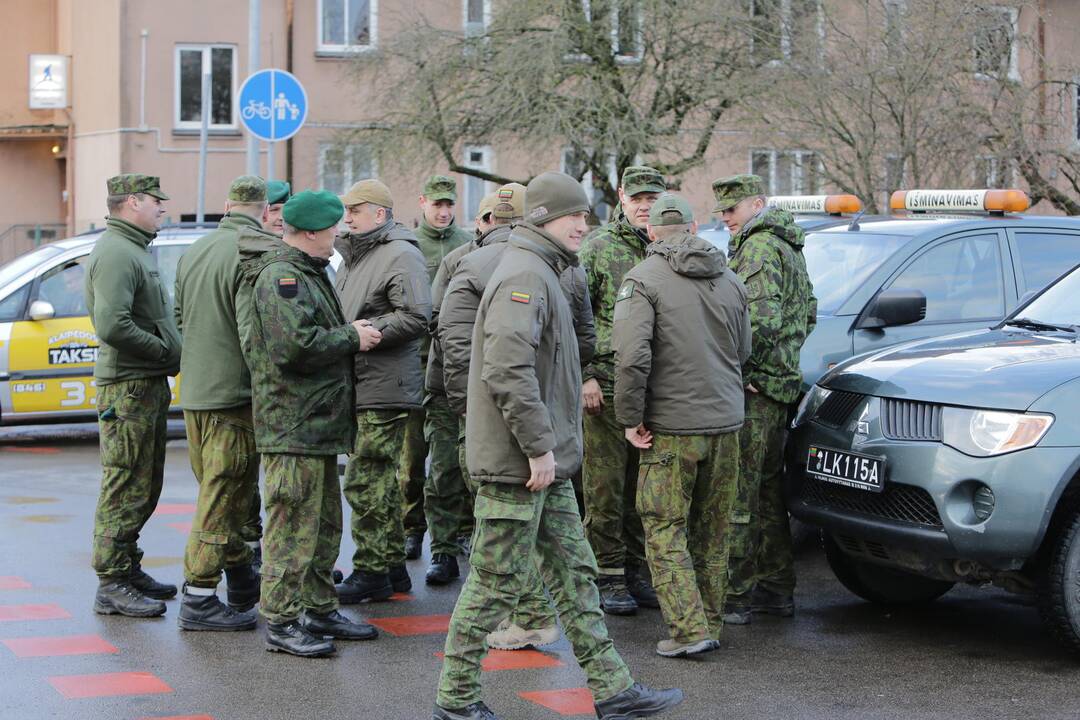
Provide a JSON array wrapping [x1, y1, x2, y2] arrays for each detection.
[[139, 29, 148, 130], [286, 0, 294, 186]]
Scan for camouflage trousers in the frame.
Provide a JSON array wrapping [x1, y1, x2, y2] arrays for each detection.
[[91, 376, 171, 580], [182, 406, 258, 588], [583, 394, 646, 574], [638, 431, 739, 643], [239, 477, 263, 545], [401, 406, 428, 537], [727, 392, 795, 606], [260, 454, 341, 624], [343, 410, 409, 573], [424, 394, 473, 556], [437, 480, 632, 708]]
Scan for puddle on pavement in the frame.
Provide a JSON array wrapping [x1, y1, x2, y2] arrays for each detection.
[[140, 556, 183, 569], [3, 496, 60, 505], [20, 514, 74, 524]]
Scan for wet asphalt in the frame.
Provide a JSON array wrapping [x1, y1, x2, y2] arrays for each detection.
[[0, 424, 1078, 720]]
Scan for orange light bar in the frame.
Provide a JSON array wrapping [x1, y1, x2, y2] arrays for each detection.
[[768, 194, 863, 215], [824, 194, 862, 214], [984, 189, 1031, 213], [891, 189, 1030, 213]]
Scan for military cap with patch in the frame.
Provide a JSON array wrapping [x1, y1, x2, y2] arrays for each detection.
[[422, 174, 457, 202], [648, 193, 694, 226], [620, 166, 666, 197], [228, 175, 267, 203], [282, 190, 344, 231], [525, 172, 590, 226], [340, 179, 394, 209], [266, 180, 291, 205], [106, 173, 169, 200], [493, 182, 526, 220], [476, 193, 499, 221], [712, 173, 767, 212]]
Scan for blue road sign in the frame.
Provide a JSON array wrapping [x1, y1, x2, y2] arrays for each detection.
[[238, 69, 308, 142]]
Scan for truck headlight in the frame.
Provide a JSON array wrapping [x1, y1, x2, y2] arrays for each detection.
[[942, 408, 1053, 457], [792, 384, 832, 428]]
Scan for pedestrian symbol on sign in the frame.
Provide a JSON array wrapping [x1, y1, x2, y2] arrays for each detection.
[[237, 69, 308, 143]]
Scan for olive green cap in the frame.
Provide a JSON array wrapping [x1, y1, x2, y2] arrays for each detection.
[[477, 193, 498, 221], [106, 173, 169, 200], [648, 193, 694, 226], [266, 180, 291, 205], [228, 175, 267, 203], [620, 165, 666, 197], [525, 172, 590, 226], [712, 174, 766, 212], [282, 190, 344, 231], [493, 182, 526, 220], [340, 179, 394, 209], [422, 174, 457, 202]]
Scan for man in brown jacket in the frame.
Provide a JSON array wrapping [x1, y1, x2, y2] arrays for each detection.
[[613, 193, 751, 657]]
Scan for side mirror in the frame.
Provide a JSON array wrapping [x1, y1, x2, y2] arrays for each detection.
[[856, 288, 926, 330], [28, 300, 55, 322]]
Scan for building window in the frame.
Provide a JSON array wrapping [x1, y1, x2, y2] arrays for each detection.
[[319, 144, 375, 195], [751, 149, 822, 195], [748, 0, 822, 64], [319, 0, 377, 52], [562, 147, 616, 221], [567, 0, 642, 62], [972, 5, 1018, 80], [978, 156, 1013, 187], [884, 0, 905, 61], [464, 0, 491, 37], [174, 45, 237, 129], [461, 146, 494, 224]]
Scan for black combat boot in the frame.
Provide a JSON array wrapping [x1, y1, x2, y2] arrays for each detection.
[[178, 589, 257, 631], [433, 701, 500, 719], [751, 587, 795, 617], [625, 565, 660, 609], [94, 579, 167, 618], [389, 564, 412, 593], [594, 682, 684, 719], [722, 602, 751, 626], [425, 554, 460, 586], [224, 563, 260, 611], [265, 619, 335, 657], [404, 533, 424, 560], [336, 570, 393, 604], [129, 568, 177, 600], [597, 575, 637, 616], [301, 609, 378, 640]]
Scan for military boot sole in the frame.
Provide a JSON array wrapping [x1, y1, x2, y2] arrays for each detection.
[[425, 570, 460, 586], [722, 610, 752, 626], [336, 586, 394, 604], [751, 604, 795, 617], [656, 638, 720, 658], [93, 598, 166, 618], [137, 586, 177, 601], [178, 615, 257, 632], [596, 688, 685, 720], [486, 625, 560, 651], [265, 639, 336, 657], [599, 600, 638, 616]]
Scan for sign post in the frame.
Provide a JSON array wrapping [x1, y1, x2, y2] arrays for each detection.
[[238, 69, 308, 181]]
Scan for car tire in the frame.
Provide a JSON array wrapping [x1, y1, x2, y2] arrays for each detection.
[[1035, 507, 1080, 654], [823, 533, 954, 605]]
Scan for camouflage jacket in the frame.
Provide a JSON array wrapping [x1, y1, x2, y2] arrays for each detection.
[[237, 235, 360, 455], [578, 207, 650, 390], [415, 219, 471, 357], [728, 207, 817, 405]]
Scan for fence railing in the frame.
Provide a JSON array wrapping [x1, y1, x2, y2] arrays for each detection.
[[0, 223, 68, 264]]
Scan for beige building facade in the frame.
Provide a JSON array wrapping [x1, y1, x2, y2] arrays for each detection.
[[1, 0, 1077, 263]]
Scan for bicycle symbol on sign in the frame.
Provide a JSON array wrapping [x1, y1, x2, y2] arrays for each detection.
[[241, 99, 272, 121]]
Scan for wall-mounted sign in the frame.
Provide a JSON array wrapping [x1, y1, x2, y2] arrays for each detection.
[[29, 54, 68, 109]]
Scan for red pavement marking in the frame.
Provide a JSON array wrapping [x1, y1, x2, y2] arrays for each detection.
[[2, 634, 118, 658], [435, 649, 563, 672], [0, 604, 71, 622], [153, 503, 196, 515], [48, 671, 173, 699], [166, 521, 193, 534], [368, 614, 450, 636], [519, 688, 595, 716], [389, 592, 412, 602], [0, 446, 60, 454], [0, 576, 32, 590]]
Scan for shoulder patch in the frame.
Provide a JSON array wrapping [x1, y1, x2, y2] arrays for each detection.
[[510, 290, 531, 304], [277, 277, 298, 299], [616, 280, 635, 302]]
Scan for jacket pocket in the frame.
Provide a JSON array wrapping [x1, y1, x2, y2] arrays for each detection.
[[470, 483, 537, 576]]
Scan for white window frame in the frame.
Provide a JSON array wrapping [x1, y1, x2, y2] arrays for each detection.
[[972, 5, 1020, 82], [461, 145, 494, 225], [173, 44, 238, 130], [749, 148, 822, 195], [749, 0, 824, 64], [463, 0, 492, 38], [317, 0, 379, 54], [566, 0, 643, 64], [318, 143, 377, 195]]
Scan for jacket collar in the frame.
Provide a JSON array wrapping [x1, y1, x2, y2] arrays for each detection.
[[509, 223, 579, 275], [219, 212, 263, 234], [339, 219, 393, 266], [419, 218, 459, 241], [105, 217, 157, 248], [476, 224, 513, 249]]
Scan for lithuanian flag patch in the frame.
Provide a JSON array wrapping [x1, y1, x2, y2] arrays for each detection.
[[510, 291, 531, 304]]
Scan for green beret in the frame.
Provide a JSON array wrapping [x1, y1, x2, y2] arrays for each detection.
[[712, 174, 766, 212], [620, 166, 666, 197], [266, 180, 291, 205], [228, 175, 267, 203], [282, 190, 344, 231], [648, 193, 694, 226], [422, 174, 457, 202], [107, 173, 169, 200]]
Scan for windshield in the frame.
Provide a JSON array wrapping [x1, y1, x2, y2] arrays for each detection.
[[1015, 264, 1080, 327], [0, 245, 66, 291], [803, 231, 910, 314]]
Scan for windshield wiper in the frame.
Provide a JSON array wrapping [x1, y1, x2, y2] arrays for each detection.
[[1005, 317, 1078, 333]]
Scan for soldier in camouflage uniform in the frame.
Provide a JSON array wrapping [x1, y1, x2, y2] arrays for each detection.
[[613, 194, 751, 657], [714, 174, 817, 625], [578, 166, 666, 615], [174, 175, 274, 632], [434, 172, 682, 720], [333, 179, 432, 603], [85, 174, 181, 618], [238, 190, 380, 657], [402, 175, 472, 563]]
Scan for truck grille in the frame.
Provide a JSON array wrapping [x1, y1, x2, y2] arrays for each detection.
[[814, 390, 864, 427], [880, 399, 943, 441], [800, 477, 944, 529]]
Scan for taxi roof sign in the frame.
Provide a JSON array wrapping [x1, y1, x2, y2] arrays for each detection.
[[768, 194, 862, 215], [890, 189, 1030, 214]]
